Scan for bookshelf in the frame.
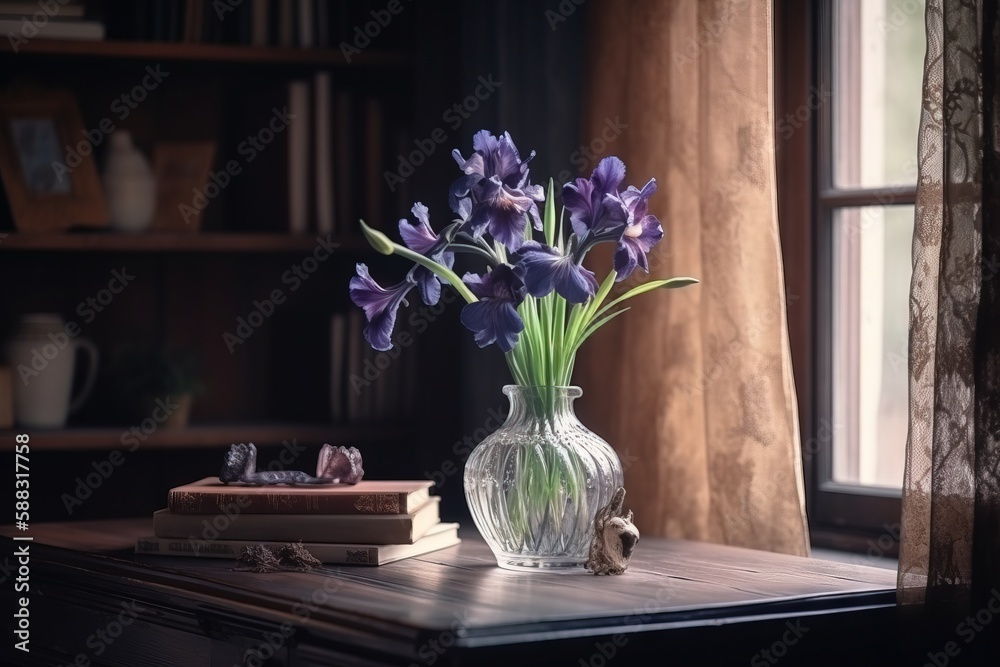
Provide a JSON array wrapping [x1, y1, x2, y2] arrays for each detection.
[[0, 38, 410, 68], [0, 231, 366, 253], [0, 4, 423, 446], [0, 423, 406, 451]]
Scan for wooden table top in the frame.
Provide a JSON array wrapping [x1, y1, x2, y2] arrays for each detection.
[[3, 518, 896, 653]]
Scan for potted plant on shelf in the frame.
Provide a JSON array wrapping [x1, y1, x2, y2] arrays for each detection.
[[100, 343, 204, 429], [350, 130, 697, 570]]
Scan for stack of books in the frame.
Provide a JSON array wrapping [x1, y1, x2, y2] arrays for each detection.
[[136, 478, 459, 566]]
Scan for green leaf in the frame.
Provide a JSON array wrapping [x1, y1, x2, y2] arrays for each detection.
[[595, 276, 699, 319], [575, 307, 631, 350]]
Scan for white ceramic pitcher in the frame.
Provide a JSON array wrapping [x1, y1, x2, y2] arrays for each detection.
[[4, 313, 99, 429]]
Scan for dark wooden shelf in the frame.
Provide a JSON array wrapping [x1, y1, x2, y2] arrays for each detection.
[[0, 39, 409, 68], [0, 422, 407, 451], [0, 231, 365, 253]]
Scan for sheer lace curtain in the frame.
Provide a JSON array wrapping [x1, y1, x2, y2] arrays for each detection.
[[899, 0, 1000, 605], [576, 0, 809, 556]]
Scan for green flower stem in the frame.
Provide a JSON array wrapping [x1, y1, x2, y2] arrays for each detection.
[[360, 220, 479, 304]]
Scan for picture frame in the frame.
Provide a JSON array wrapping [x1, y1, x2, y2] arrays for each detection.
[[0, 89, 109, 232], [151, 142, 216, 232]]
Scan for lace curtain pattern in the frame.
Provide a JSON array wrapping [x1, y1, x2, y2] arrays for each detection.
[[576, 0, 809, 556], [899, 0, 1000, 605]]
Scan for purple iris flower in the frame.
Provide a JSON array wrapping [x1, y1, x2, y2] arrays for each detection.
[[398, 202, 454, 306], [450, 130, 544, 251], [459, 264, 526, 352], [562, 156, 628, 239], [514, 241, 598, 304], [613, 179, 664, 281], [349, 263, 415, 352]]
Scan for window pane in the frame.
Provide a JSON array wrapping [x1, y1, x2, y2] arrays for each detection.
[[831, 205, 914, 488], [832, 0, 925, 188]]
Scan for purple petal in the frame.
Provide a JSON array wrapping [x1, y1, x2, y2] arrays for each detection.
[[449, 173, 481, 212], [349, 264, 414, 351], [592, 156, 626, 197], [563, 177, 596, 238], [398, 202, 438, 255], [594, 193, 628, 234], [621, 178, 657, 223], [462, 264, 524, 302], [460, 300, 524, 352], [515, 241, 598, 304], [472, 129, 500, 155], [476, 178, 537, 251]]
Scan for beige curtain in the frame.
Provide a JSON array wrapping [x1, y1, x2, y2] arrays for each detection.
[[899, 0, 1000, 606], [577, 0, 809, 556]]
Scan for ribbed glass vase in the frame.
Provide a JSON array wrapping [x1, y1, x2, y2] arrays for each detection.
[[463, 385, 623, 571]]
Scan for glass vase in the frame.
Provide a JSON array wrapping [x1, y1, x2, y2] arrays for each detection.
[[463, 385, 623, 571]]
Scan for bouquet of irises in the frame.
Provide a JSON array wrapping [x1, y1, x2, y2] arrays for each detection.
[[350, 130, 696, 386]]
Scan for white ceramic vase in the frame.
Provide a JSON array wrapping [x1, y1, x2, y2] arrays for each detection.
[[103, 131, 156, 233]]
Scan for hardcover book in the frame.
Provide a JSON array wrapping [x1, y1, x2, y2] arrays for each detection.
[[168, 478, 434, 515], [136, 522, 460, 566], [153, 497, 441, 545]]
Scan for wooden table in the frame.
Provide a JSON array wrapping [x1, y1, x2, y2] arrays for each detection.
[[2, 519, 900, 666]]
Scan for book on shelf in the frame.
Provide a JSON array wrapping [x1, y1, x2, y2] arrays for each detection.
[[153, 497, 441, 544], [136, 521, 460, 565], [169, 477, 434, 515], [0, 16, 104, 40], [0, 1, 84, 17], [313, 70, 335, 235], [287, 79, 310, 234], [330, 313, 346, 422]]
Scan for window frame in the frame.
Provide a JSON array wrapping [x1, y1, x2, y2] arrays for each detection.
[[775, 0, 916, 554]]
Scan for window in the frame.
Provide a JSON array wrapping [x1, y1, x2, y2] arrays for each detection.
[[775, 0, 925, 550]]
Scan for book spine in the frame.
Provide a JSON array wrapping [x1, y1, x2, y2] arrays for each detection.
[[287, 79, 310, 234], [153, 512, 418, 544], [137, 537, 381, 565], [314, 71, 334, 235], [168, 490, 410, 514]]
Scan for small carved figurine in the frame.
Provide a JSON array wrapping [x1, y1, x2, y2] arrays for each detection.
[[316, 444, 364, 484], [585, 487, 640, 575], [219, 442, 332, 485]]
